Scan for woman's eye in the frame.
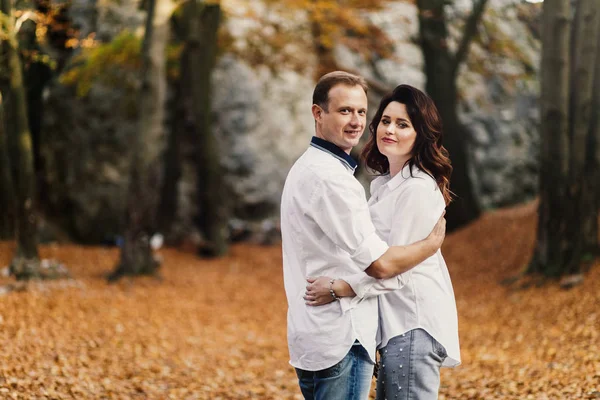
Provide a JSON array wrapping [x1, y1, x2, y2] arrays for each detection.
[[382, 120, 390, 125]]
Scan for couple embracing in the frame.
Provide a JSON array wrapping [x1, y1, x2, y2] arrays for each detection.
[[281, 71, 460, 400]]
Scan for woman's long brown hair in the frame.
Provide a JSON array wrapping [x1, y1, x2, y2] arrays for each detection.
[[361, 84, 453, 204]]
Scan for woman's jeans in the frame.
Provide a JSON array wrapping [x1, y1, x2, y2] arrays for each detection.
[[295, 342, 374, 400], [375, 329, 447, 400]]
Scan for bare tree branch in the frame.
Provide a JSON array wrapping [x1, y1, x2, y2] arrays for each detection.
[[453, 0, 488, 73]]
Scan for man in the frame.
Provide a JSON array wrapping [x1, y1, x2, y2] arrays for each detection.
[[281, 71, 446, 400]]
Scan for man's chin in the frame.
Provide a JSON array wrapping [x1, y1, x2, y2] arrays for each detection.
[[344, 139, 360, 150]]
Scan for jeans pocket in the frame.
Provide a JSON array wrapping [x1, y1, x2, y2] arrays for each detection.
[[431, 337, 447, 359], [314, 357, 346, 379]]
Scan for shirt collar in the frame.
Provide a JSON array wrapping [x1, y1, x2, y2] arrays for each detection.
[[384, 163, 420, 191], [310, 136, 357, 171]]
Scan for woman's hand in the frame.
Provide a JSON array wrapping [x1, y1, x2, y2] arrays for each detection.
[[304, 276, 357, 306], [304, 276, 335, 306]]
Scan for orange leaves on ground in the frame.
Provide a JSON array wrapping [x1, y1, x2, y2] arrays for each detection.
[[438, 201, 600, 400], [0, 200, 599, 399]]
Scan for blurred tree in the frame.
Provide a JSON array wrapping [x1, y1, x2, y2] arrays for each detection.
[[109, 0, 176, 280], [0, 92, 16, 239], [416, 0, 488, 231], [11, 0, 75, 206], [530, 0, 600, 278], [161, 1, 226, 257], [1, 0, 41, 278], [158, 37, 184, 240], [189, 2, 227, 256], [585, 26, 600, 255]]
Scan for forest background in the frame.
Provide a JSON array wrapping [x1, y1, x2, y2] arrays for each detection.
[[0, 0, 599, 398]]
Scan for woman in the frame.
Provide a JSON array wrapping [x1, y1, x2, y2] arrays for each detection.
[[304, 84, 460, 399]]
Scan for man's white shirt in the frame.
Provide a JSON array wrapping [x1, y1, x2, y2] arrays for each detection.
[[343, 164, 461, 367], [281, 137, 389, 371]]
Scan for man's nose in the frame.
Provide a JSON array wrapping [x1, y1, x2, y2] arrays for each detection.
[[350, 112, 361, 125]]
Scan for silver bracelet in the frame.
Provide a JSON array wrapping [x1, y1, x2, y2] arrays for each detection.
[[329, 278, 340, 301]]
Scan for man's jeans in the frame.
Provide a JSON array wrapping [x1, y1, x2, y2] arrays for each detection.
[[375, 328, 447, 400], [295, 342, 374, 400]]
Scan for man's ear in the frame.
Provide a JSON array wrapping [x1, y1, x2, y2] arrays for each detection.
[[311, 104, 322, 122]]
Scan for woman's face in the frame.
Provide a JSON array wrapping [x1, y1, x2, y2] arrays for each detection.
[[376, 101, 417, 163]]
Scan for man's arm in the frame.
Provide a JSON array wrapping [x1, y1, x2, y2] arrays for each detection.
[[309, 172, 390, 271]]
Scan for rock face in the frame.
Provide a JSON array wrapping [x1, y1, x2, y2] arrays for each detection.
[[212, 57, 314, 219], [41, 0, 541, 242], [464, 95, 540, 209]]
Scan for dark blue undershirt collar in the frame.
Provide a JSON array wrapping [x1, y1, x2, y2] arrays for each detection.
[[310, 136, 357, 171]]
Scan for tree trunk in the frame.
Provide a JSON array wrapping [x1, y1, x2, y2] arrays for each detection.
[[110, 0, 175, 280], [188, 1, 228, 257], [0, 92, 16, 239], [157, 55, 184, 237], [157, 93, 182, 237], [1, 0, 41, 278], [565, 0, 600, 270], [157, 3, 190, 240], [16, 10, 51, 180], [582, 17, 600, 256], [416, 0, 483, 231], [530, 0, 572, 276], [25, 63, 53, 207]]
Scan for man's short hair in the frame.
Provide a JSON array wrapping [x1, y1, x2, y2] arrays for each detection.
[[312, 71, 369, 112]]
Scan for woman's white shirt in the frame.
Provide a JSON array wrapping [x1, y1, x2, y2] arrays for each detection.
[[343, 164, 461, 367]]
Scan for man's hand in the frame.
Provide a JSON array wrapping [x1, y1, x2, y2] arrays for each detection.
[[304, 276, 336, 306]]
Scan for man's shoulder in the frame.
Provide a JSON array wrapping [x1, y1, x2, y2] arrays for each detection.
[[290, 148, 357, 184]]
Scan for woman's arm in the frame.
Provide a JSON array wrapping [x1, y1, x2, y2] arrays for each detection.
[[304, 270, 405, 306], [305, 180, 445, 307]]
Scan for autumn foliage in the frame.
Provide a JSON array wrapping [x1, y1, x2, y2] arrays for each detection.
[[222, 0, 393, 77], [0, 201, 599, 399]]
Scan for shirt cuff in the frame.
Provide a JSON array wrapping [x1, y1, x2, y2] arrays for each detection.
[[339, 273, 409, 314], [350, 233, 389, 271], [346, 273, 378, 299], [339, 297, 355, 314], [337, 273, 376, 314]]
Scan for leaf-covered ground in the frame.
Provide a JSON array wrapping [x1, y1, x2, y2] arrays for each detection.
[[0, 201, 598, 399]]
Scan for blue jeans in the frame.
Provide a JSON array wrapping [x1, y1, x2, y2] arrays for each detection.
[[375, 329, 447, 400], [295, 342, 374, 400]]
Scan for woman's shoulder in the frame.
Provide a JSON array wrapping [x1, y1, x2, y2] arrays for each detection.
[[402, 166, 437, 189], [398, 167, 445, 206]]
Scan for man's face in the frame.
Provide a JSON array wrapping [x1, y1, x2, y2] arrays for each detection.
[[312, 84, 368, 154]]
